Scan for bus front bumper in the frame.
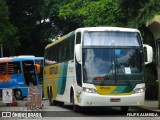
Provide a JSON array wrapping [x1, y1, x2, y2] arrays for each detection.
[[78, 92, 145, 107]]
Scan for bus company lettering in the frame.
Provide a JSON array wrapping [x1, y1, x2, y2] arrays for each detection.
[[49, 66, 58, 74], [100, 86, 111, 90]]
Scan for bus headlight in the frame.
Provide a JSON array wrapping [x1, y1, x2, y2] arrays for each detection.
[[134, 88, 145, 94], [83, 87, 97, 94]]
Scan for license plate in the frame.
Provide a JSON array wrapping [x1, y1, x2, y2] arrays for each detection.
[[110, 98, 121, 102]]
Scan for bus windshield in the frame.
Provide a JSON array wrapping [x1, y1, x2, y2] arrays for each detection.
[[83, 48, 143, 86], [83, 31, 141, 46]]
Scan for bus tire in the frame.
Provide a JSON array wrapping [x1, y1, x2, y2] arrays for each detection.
[[58, 101, 64, 106], [47, 87, 50, 99], [71, 91, 80, 112], [121, 106, 129, 113], [49, 89, 57, 106], [49, 89, 53, 106], [14, 89, 24, 100]]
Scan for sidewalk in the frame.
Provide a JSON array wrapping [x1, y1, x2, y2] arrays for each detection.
[[0, 98, 160, 112], [139, 100, 160, 112]]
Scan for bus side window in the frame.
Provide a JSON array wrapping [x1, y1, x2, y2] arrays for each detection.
[[70, 35, 75, 59], [59, 43, 64, 62], [75, 32, 81, 86], [76, 60, 82, 86], [0, 63, 6, 75], [13, 62, 21, 74], [76, 32, 81, 44]]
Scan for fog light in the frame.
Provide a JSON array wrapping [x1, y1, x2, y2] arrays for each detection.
[[87, 102, 92, 105]]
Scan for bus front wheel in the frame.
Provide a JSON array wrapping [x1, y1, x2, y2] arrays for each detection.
[[121, 106, 129, 112], [71, 91, 80, 112], [14, 89, 24, 100]]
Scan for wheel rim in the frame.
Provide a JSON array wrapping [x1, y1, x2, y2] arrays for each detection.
[[15, 90, 21, 98]]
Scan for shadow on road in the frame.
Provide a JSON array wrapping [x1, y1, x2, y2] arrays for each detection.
[[57, 105, 140, 117]]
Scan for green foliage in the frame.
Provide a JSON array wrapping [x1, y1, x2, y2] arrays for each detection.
[[0, 0, 18, 55], [138, 0, 160, 24], [6, 0, 65, 56], [60, 0, 120, 27], [60, 0, 160, 29], [81, 0, 118, 26]]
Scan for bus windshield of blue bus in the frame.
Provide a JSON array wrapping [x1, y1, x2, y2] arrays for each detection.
[[83, 31, 141, 47], [82, 48, 143, 86]]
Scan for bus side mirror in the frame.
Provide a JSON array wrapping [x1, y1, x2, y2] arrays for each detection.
[[75, 44, 82, 64], [143, 44, 153, 65], [34, 64, 40, 74]]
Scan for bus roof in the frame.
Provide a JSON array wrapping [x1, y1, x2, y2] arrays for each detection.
[[0, 56, 44, 63], [75, 27, 140, 33], [45, 27, 140, 49], [45, 31, 75, 49]]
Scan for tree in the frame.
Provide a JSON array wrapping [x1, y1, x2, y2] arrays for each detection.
[[0, 0, 18, 56], [60, 0, 119, 27], [6, 0, 68, 56]]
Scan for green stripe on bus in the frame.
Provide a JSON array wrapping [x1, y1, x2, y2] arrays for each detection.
[[57, 62, 68, 95], [111, 86, 134, 94]]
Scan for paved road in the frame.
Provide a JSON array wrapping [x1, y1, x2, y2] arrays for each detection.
[[0, 99, 159, 120], [42, 99, 140, 114]]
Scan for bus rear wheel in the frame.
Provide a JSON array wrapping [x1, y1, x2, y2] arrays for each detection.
[[49, 89, 53, 106], [14, 89, 24, 100], [49, 89, 58, 106]]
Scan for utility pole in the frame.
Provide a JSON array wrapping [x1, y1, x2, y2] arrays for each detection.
[[146, 15, 160, 108]]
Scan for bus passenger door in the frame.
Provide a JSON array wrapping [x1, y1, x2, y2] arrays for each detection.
[[22, 61, 37, 86]]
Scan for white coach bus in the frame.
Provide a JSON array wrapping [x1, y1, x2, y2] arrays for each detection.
[[43, 27, 153, 112]]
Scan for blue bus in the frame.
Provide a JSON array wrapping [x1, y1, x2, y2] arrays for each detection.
[[0, 56, 44, 100]]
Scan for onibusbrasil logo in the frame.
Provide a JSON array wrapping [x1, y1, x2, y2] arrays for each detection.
[[2, 112, 42, 118]]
